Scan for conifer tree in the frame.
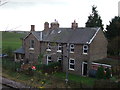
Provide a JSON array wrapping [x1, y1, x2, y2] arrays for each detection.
[[85, 5, 104, 30]]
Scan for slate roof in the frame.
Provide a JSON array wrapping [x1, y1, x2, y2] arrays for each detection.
[[14, 47, 25, 54], [30, 27, 100, 44]]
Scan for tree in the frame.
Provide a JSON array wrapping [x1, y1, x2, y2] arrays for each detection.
[[96, 66, 105, 79], [107, 36, 120, 55], [105, 16, 120, 55], [106, 16, 120, 40], [85, 5, 104, 30]]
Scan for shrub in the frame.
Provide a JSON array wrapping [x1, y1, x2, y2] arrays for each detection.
[[96, 66, 105, 79], [39, 62, 62, 74], [105, 67, 111, 79]]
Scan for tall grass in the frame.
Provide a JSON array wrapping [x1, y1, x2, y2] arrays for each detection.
[[2, 58, 21, 71]]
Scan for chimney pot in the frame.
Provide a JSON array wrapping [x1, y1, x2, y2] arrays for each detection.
[[50, 19, 59, 29], [31, 25, 35, 31], [71, 20, 78, 30], [44, 22, 49, 30]]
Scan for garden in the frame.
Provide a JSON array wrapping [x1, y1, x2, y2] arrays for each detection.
[[2, 57, 120, 88]]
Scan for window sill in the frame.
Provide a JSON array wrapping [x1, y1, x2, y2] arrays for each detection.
[[70, 52, 74, 53], [57, 50, 62, 53], [29, 48, 34, 50], [69, 68, 75, 71], [83, 53, 88, 55], [46, 49, 51, 52]]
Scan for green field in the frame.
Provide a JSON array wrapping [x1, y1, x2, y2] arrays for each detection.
[[2, 31, 27, 51]]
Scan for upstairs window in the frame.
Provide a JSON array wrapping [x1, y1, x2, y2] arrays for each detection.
[[57, 57, 62, 63], [47, 55, 52, 65], [83, 45, 88, 54], [57, 43, 62, 52], [69, 58, 75, 70], [30, 40, 34, 49], [46, 43, 51, 51], [70, 44, 74, 53]]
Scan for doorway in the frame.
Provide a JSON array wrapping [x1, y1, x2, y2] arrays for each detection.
[[82, 62, 88, 76]]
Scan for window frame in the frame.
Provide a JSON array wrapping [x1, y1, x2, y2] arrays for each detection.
[[69, 58, 75, 71], [57, 57, 62, 63], [83, 45, 88, 54], [57, 43, 62, 52], [29, 40, 34, 50], [47, 55, 52, 65], [70, 44, 75, 53]]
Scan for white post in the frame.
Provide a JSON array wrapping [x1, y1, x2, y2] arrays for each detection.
[[82, 62, 84, 76]]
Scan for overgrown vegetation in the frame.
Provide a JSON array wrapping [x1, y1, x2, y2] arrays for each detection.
[[35, 62, 62, 74], [2, 58, 119, 88], [96, 66, 112, 79], [96, 66, 105, 79], [2, 58, 21, 71]]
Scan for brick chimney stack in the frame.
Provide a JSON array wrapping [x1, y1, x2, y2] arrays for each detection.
[[50, 19, 59, 29], [71, 20, 78, 30], [44, 22, 49, 30], [31, 25, 35, 31]]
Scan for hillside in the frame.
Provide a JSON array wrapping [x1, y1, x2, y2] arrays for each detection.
[[2, 31, 27, 51]]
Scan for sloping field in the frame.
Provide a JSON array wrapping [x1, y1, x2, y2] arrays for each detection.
[[2, 31, 27, 51]]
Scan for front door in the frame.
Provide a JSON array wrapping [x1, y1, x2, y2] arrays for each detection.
[[82, 62, 88, 76]]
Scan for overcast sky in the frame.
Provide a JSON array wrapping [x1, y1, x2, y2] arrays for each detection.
[[0, 0, 120, 31]]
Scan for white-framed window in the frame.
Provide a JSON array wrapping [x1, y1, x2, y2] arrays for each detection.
[[47, 55, 52, 65], [83, 45, 88, 54], [46, 42, 51, 51], [29, 40, 34, 50], [57, 57, 62, 63], [57, 43, 62, 52], [69, 58, 75, 70], [70, 44, 74, 53]]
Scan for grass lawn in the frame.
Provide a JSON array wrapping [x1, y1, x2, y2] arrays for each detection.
[[53, 72, 96, 87], [2, 31, 26, 50]]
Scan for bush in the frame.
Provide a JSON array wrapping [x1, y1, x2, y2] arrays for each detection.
[[105, 67, 111, 79], [39, 62, 62, 74], [96, 66, 105, 79]]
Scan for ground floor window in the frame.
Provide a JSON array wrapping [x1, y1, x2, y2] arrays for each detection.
[[69, 58, 75, 70], [57, 57, 62, 63], [47, 55, 52, 65]]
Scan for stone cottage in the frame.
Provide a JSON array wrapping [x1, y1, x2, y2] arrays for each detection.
[[14, 20, 108, 76]]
